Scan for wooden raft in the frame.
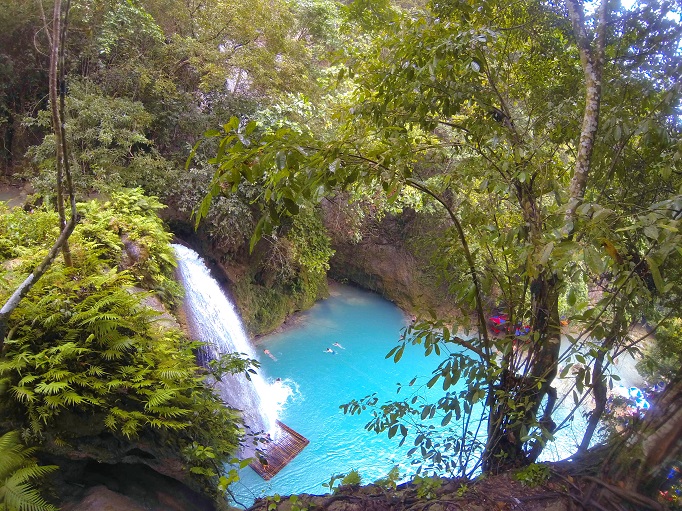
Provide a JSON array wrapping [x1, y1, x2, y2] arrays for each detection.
[[249, 420, 309, 480]]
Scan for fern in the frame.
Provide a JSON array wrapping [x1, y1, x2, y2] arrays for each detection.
[[85, 365, 106, 377], [17, 375, 39, 386], [0, 431, 57, 511], [143, 406, 191, 419], [34, 382, 70, 396], [40, 370, 71, 382], [144, 388, 177, 408], [0, 190, 243, 496], [155, 368, 193, 380], [10, 387, 36, 404]]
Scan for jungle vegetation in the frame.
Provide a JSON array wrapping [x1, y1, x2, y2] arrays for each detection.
[[0, 0, 681, 510]]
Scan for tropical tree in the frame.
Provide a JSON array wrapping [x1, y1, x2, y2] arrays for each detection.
[[0, 0, 77, 346], [196, 0, 682, 492]]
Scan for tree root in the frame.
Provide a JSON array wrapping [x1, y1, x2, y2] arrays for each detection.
[[582, 476, 664, 511]]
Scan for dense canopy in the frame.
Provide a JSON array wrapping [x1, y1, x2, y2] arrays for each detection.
[[1, 0, 681, 510]]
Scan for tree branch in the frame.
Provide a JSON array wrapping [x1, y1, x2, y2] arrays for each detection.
[[0, 0, 77, 348], [563, 0, 608, 236]]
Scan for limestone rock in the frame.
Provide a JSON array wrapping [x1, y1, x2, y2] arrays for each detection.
[[62, 486, 147, 511]]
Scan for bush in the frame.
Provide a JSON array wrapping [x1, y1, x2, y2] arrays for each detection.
[[0, 189, 243, 496]]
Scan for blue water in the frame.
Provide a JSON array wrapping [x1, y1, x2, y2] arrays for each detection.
[[230, 283, 453, 504], [228, 283, 592, 506]]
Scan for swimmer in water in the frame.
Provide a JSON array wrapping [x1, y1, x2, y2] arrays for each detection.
[[332, 342, 345, 349], [324, 348, 336, 354], [263, 349, 278, 361]]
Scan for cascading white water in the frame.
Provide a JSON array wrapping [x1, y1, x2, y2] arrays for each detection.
[[172, 243, 281, 436]]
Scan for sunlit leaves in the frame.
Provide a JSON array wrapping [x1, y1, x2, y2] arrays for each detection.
[[194, 0, 682, 477], [0, 191, 243, 493]]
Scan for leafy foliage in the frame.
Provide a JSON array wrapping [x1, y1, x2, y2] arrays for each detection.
[[196, 0, 682, 480], [0, 189, 242, 494], [224, 207, 333, 334], [374, 465, 401, 490], [413, 475, 442, 500], [72, 188, 181, 303], [637, 319, 682, 383], [512, 463, 550, 488], [0, 430, 57, 511], [25, 80, 169, 198], [323, 470, 362, 494]]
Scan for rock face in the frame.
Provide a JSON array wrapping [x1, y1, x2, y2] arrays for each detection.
[[56, 460, 217, 511], [62, 486, 148, 511], [165, 198, 463, 336], [330, 238, 427, 310], [324, 202, 459, 320]]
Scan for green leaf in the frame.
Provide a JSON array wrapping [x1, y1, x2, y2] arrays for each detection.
[[584, 246, 603, 275], [393, 345, 405, 363], [645, 256, 664, 293], [244, 120, 258, 135], [441, 411, 452, 426], [250, 217, 266, 253], [643, 225, 659, 240], [538, 241, 554, 266], [276, 151, 287, 171]]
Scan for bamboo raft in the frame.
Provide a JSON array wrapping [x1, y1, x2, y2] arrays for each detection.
[[249, 420, 309, 480]]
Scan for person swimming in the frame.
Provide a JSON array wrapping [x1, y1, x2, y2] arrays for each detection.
[[324, 348, 336, 354], [332, 342, 345, 349], [263, 349, 278, 361]]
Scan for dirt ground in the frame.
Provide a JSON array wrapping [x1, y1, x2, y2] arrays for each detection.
[[244, 470, 576, 511]]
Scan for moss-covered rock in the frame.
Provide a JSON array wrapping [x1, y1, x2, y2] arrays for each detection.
[[323, 202, 460, 321]]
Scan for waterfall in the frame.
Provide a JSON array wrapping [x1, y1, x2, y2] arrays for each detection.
[[172, 244, 279, 436]]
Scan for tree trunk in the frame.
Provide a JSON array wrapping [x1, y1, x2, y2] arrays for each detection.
[[564, 0, 607, 233], [0, 0, 76, 347], [483, 181, 562, 471], [48, 0, 72, 267], [605, 376, 682, 497]]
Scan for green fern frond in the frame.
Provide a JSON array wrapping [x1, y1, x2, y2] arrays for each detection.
[[144, 406, 191, 419], [105, 379, 127, 390], [156, 368, 193, 380], [40, 370, 72, 382], [44, 343, 89, 363], [2, 480, 57, 511], [147, 418, 188, 431], [6, 465, 57, 486], [34, 381, 70, 396], [28, 417, 43, 437], [43, 391, 89, 409], [52, 437, 68, 448], [121, 420, 142, 438], [100, 350, 126, 361], [130, 379, 154, 389], [104, 414, 117, 431], [10, 387, 36, 403], [106, 337, 137, 352], [85, 366, 106, 377], [17, 375, 39, 386], [0, 356, 28, 375], [42, 312, 64, 329], [144, 388, 177, 408], [0, 431, 57, 511]]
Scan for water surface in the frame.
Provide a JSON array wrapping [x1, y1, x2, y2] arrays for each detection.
[[229, 283, 601, 505], [231, 283, 447, 504]]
